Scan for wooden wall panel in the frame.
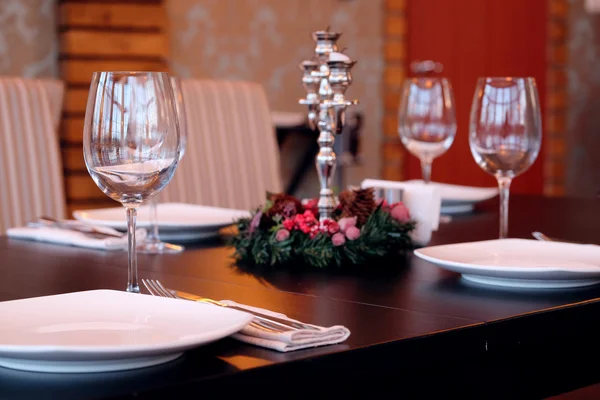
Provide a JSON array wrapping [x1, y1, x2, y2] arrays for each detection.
[[59, 0, 168, 212], [65, 175, 108, 200], [61, 59, 166, 85], [60, 117, 84, 143], [61, 31, 166, 57], [60, 3, 165, 29], [61, 147, 86, 172], [64, 88, 89, 114]]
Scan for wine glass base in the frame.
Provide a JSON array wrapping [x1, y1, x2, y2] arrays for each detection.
[[137, 241, 184, 254], [126, 284, 140, 293]]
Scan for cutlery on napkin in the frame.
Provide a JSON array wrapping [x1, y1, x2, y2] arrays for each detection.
[[7, 220, 147, 251], [361, 179, 441, 246], [150, 283, 351, 353], [220, 300, 351, 352], [33, 216, 123, 237]]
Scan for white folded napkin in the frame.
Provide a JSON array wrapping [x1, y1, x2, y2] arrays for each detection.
[[6, 223, 147, 251], [221, 300, 350, 352], [361, 179, 442, 246]]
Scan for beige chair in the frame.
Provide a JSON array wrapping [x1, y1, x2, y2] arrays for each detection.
[[0, 78, 65, 233], [162, 79, 282, 210]]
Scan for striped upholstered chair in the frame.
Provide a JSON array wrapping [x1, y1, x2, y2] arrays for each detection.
[[0, 78, 65, 232], [161, 79, 282, 210]]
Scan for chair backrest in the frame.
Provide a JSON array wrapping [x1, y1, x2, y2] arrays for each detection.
[[161, 79, 282, 210], [0, 78, 66, 233]]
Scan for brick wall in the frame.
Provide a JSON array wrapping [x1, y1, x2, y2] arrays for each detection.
[[545, 0, 568, 196], [381, 0, 408, 181]]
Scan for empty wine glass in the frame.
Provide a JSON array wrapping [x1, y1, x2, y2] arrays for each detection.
[[398, 77, 457, 183], [469, 77, 542, 239], [138, 77, 187, 254], [83, 72, 181, 293]]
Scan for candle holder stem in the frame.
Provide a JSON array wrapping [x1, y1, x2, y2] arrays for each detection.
[[299, 28, 357, 220], [316, 128, 336, 220]]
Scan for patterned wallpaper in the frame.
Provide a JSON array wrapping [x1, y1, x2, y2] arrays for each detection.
[[566, 0, 600, 196], [0, 0, 57, 78], [167, 0, 383, 192]]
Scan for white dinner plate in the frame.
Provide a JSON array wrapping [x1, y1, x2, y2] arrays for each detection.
[[414, 239, 600, 289], [73, 203, 251, 242], [0, 290, 252, 373], [405, 180, 498, 214]]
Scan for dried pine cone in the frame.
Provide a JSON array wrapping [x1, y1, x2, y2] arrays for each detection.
[[338, 189, 356, 219], [339, 188, 376, 226], [338, 190, 356, 220], [265, 192, 303, 218], [353, 188, 376, 226]]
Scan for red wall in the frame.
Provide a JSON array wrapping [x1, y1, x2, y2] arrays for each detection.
[[406, 0, 548, 194]]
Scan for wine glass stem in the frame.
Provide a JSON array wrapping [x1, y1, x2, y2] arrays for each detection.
[[497, 176, 512, 239], [146, 198, 160, 245], [126, 207, 140, 293], [420, 159, 432, 184]]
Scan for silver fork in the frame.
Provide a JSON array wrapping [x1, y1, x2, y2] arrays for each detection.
[[148, 279, 319, 331], [141, 279, 290, 333]]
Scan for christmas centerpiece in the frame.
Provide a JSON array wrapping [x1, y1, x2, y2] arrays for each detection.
[[231, 188, 415, 268], [230, 28, 416, 268]]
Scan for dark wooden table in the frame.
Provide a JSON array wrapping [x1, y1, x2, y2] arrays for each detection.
[[2, 195, 600, 399], [548, 382, 600, 399]]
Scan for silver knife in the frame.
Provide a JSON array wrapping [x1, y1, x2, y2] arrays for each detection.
[[169, 289, 319, 331], [35, 217, 123, 238]]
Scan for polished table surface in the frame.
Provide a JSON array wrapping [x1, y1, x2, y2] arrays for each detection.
[[1, 195, 600, 399]]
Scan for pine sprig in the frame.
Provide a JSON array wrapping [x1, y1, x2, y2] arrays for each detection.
[[230, 204, 416, 269]]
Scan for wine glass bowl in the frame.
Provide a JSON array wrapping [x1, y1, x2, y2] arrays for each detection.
[[89, 158, 176, 205], [83, 71, 180, 292], [469, 77, 542, 238], [137, 76, 188, 254], [398, 77, 457, 183], [170, 77, 187, 161]]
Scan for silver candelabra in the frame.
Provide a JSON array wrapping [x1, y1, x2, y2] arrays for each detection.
[[299, 29, 358, 220]]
